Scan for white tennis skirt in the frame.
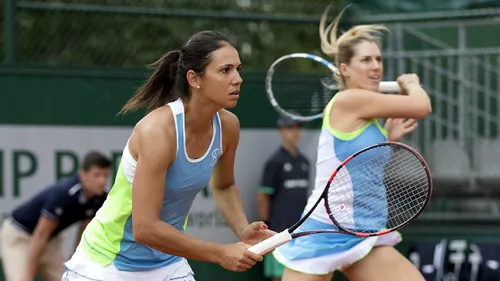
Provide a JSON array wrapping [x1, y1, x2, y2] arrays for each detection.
[[62, 245, 195, 281], [272, 217, 402, 275]]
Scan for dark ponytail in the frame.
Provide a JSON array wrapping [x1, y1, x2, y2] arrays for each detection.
[[119, 30, 235, 116], [118, 50, 181, 115]]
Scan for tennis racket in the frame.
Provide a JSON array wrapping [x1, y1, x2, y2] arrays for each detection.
[[248, 141, 432, 255], [266, 53, 401, 122]]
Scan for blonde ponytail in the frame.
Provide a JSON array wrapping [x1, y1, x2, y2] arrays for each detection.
[[319, 5, 389, 88], [319, 4, 348, 61]]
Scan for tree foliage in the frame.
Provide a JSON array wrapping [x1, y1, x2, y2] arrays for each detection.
[[12, 0, 345, 71]]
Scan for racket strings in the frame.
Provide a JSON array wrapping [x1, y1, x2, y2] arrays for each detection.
[[326, 144, 430, 235], [273, 76, 333, 115], [269, 58, 336, 117], [361, 148, 428, 230], [382, 150, 429, 226]]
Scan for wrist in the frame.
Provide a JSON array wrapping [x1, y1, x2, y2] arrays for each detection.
[[404, 81, 422, 91], [388, 135, 399, 142], [209, 244, 225, 265], [236, 224, 249, 239]]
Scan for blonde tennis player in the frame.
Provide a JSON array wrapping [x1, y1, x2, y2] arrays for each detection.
[[272, 6, 432, 281]]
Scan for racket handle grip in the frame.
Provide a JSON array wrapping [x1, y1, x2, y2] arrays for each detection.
[[247, 229, 293, 255], [379, 81, 401, 93]]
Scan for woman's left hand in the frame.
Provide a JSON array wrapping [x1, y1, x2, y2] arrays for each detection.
[[240, 221, 277, 246], [384, 118, 418, 141]]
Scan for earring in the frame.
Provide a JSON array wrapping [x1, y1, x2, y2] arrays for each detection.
[[197, 85, 200, 89]]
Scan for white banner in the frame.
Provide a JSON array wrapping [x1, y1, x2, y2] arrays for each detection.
[[0, 125, 320, 258]]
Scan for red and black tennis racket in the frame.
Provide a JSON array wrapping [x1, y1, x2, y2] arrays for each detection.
[[248, 141, 432, 255]]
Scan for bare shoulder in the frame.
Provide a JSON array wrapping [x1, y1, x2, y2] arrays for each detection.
[[331, 89, 385, 118], [218, 109, 240, 133], [129, 106, 177, 161], [217, 109, 240, 152], [334, 89, 377, 108], [333, 87, 431, 119]]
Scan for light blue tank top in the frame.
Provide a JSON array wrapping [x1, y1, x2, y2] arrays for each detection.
[[80, 98, 223, 271], [305, 96, 390, 232]]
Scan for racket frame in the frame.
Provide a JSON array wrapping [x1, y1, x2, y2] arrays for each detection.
[[323, 141, 433, 237], [265, 53, 401, 122]]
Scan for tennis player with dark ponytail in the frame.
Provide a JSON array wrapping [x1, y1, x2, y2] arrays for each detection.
[[62, 30, 275, 281]]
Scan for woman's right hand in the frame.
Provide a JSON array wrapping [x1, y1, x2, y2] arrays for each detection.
[[397, 73, 421, 95], [217, 242, 264, 272]]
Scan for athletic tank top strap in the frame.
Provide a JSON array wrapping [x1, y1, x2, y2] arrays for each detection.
[[168, 98, 185, 158], [321, 95, 388, 140], [167, 98, 222, 164]]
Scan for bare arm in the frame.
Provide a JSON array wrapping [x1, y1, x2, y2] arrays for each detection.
[[74, 218, 91, 251], [336, 75, 432, 119], [256, 160, 278, 223], [256, 193, 270, 222], [210, 111, 249, 238], [24, 216, 58, 279], [131, 111, 222, 264]]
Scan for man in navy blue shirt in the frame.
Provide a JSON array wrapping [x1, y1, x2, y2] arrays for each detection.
[[257, 116, 310, 281], [0, 151, 111, 281]]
